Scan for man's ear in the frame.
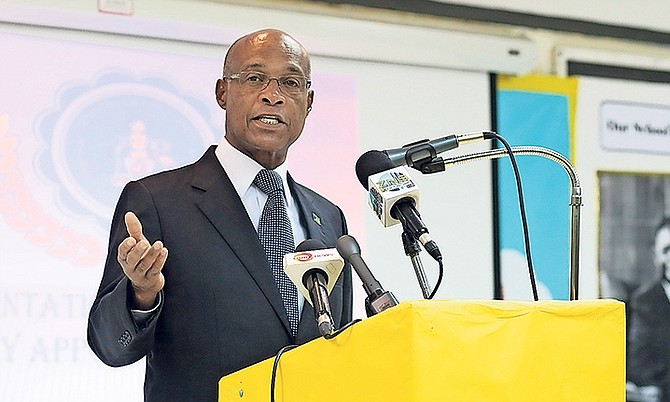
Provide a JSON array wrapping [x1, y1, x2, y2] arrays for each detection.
[[215, 78, 227, 110], [306, 90, 314, 116]]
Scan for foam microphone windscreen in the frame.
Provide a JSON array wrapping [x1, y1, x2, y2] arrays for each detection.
[[355, 150, 395, 190]]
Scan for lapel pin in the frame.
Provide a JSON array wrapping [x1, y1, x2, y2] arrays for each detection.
[[312, 212, 322, 226]]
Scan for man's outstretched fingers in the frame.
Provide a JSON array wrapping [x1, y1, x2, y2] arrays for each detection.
[[148, 247, 169, 277]]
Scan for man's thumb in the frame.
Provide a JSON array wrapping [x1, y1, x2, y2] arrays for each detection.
[[124, 211, 145, 242]]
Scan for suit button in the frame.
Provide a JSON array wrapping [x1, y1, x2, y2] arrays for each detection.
[[117, 330, 132, 347]]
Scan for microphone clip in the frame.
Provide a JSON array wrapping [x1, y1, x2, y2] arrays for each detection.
[[386, 138, 449, 173], [384, 136, 459, 173], [417, 157, 446, 174]]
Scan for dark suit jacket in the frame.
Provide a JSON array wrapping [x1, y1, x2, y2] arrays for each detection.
[[628, 279, 670, 402], [87, 146, 353, 401]]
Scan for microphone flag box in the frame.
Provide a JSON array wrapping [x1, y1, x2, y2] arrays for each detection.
[[283, 248, 344, 304], [367, 166, 420, 227]]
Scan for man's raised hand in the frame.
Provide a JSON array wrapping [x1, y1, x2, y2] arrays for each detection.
[[117, 211, 168, 310]]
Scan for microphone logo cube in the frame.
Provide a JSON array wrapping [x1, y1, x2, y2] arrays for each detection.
[[367, 167, 420, 227], [283, 249, 345, 304]]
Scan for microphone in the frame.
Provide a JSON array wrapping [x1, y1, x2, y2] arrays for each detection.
[[401, 231, 432, 299], [355, 150, 442, 261], [383, 131, 496, 173], [336, 234, 398, 316], [283, 239, 344, 336]]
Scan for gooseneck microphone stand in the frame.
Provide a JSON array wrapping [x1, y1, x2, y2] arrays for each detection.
[[439, 146, 582, 300]]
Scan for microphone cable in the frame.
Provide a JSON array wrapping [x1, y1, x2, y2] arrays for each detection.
[[428, 258, 444, 300], [324, 318, 362, 339], [492, 132, 538, 301], [269, 318, 363, 401], [270, 344, 297, 402]]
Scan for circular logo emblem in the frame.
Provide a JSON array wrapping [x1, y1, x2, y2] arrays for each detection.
[[36, 71, 217, 228]]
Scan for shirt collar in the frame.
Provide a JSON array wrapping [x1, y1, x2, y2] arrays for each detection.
[[214, 137, 291, 198], [662, 274, 670, 302]]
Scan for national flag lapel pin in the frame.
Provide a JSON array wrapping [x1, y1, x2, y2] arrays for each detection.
[[312, 212, 322, 226]]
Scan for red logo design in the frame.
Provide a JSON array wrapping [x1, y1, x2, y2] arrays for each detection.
[[294, 252, 313, 262]]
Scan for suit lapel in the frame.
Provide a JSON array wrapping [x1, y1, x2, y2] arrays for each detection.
[[288, 174, 327, 244], [191, 147, 293, 337], [654, 283, 670, 316], [288, 174, 339, 342]]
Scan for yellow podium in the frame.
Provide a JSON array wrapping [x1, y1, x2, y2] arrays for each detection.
[[219, 300, 624, 401]]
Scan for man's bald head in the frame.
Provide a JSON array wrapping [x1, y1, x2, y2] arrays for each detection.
[[223, 29, 311, 77]]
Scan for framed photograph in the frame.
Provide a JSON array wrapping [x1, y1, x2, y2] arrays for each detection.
[[598, 171, 670, 402], [599, 171, 670, 300]]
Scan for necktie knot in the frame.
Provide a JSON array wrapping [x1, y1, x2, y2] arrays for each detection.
[[254, 169, 285, 196]]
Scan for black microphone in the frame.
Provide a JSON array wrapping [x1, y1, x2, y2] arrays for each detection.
[[284, 239, 342, 336], [355, 150, 442, 261], [401, 231, 432, 299], [336, 234, 398, 316], [383, 131, 496, 173]]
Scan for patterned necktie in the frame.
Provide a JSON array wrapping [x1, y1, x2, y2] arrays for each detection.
[[253, 169, 299, 339]]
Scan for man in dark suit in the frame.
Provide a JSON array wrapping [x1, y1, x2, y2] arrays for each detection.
[[628, 217, 670, 402], [87, 29, 353, 401]]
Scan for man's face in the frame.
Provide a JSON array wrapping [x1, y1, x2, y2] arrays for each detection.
[[654, 226, 670, 278], [215, 30, 314, 169]]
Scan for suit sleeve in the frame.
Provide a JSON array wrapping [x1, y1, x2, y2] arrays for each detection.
[[628, 290, 666, 386], [87, 180, 164, 367]]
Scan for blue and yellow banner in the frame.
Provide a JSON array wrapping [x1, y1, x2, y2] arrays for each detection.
[[496, 75, 578, 299]]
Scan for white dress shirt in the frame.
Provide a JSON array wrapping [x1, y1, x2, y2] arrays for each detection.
[[662, 277, 670, 302]]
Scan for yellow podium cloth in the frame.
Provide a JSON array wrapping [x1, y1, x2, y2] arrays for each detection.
[[219, 299, 624, 401]]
